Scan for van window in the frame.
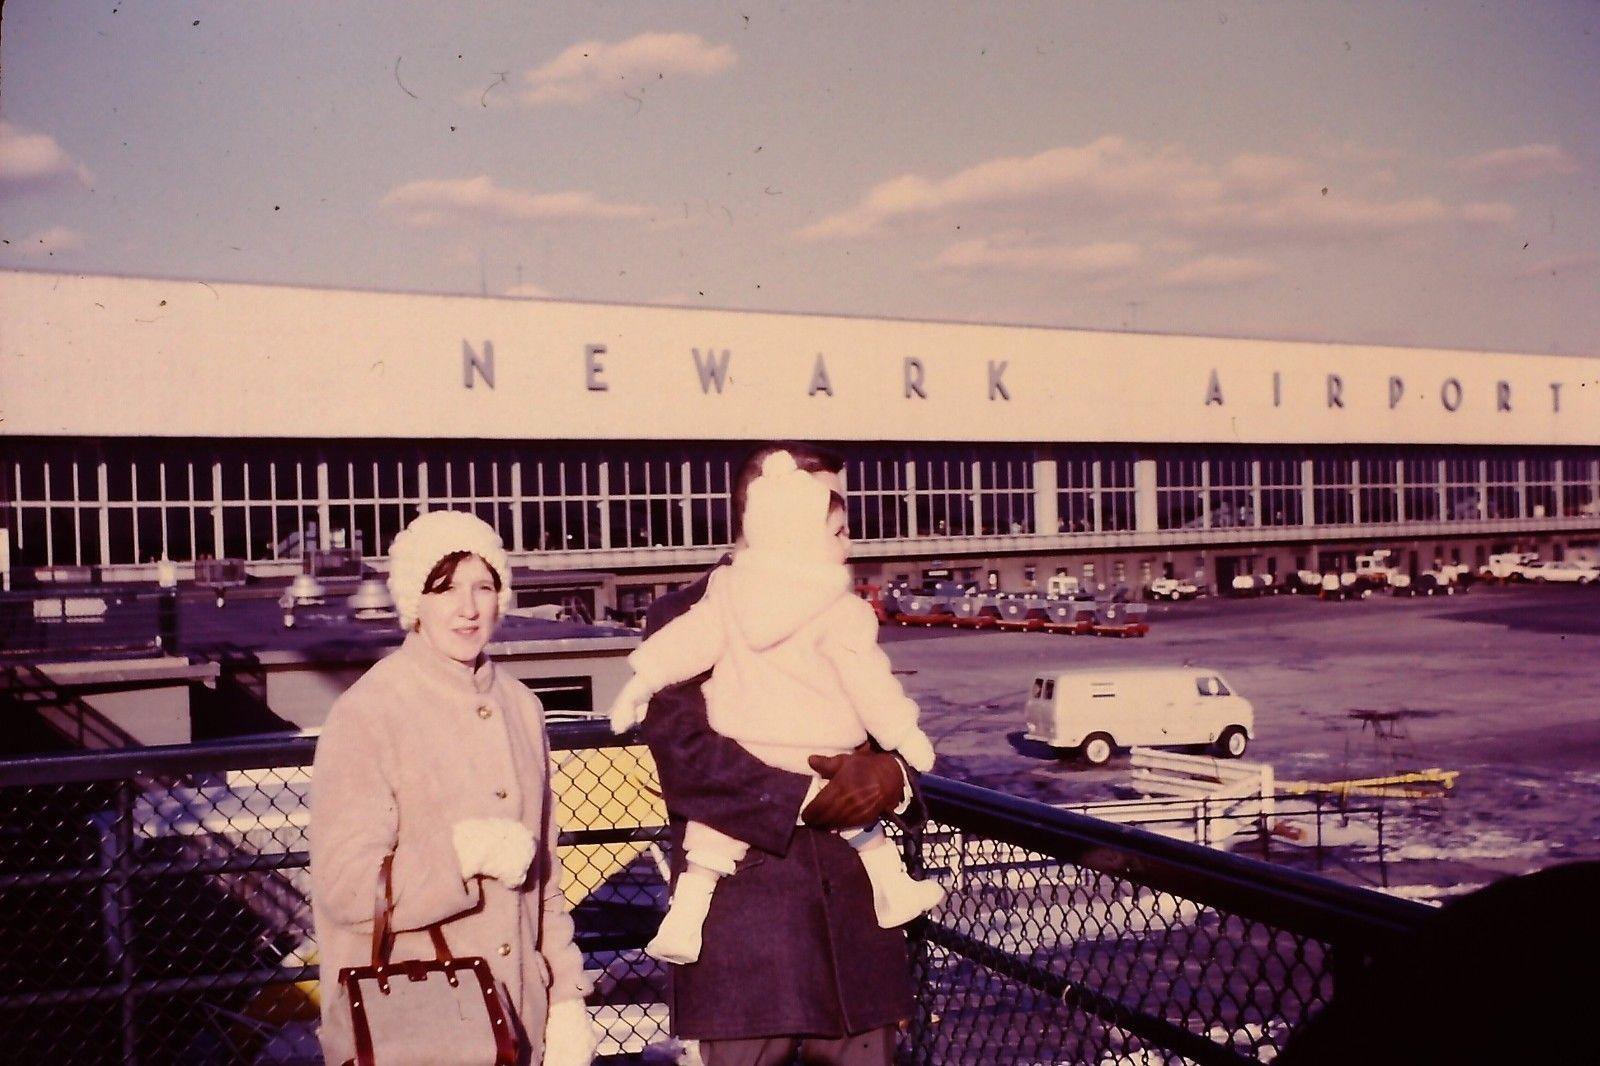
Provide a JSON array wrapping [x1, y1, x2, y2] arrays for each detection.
[[1043, 679, 1055, 700], [1196, 676, 1231, 697], [1032, 678, 1044, 699]]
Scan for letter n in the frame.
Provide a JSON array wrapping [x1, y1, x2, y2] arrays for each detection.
[[463, 340, 494, 389]]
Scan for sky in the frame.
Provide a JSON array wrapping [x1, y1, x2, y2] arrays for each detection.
[[1, 2, 1597, 355]]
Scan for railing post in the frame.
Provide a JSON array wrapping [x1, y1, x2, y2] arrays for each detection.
[[1376, 805, 1388, 888], [1314, 794, 1325, 871], [902, 821, 935, 1065], [115, 779, 139, 1065]]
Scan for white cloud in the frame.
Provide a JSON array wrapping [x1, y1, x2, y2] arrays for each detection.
[[1460, 144, 1580, 184], [380, 175, 652, 228], [0, 122, 93, 194], [798, 136, 1189, 241], [1512, 253, 1600, 281], [1223, 153, 1310, 194], [1159, 255, 1276, 289], [517, 33, 736, 107], [798, 136, 1514, 247], [931, 237, 1141, 277], [1171, 189, 1478, 243], [7, 225, 85, 257]]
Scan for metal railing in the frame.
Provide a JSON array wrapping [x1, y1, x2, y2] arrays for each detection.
[[0, 587, 173, 661], [0, 724, 1432, 1064], [908, 779, 1428, 1064]]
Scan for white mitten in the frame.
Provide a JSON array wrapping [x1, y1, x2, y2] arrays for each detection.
[[896, 729, 936, 773], [452, 817, 536, 886], [542, 998, 598, 1066], [607, 674, 656, 734]]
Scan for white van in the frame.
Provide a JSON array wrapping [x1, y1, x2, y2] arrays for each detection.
[[1023, 667, 1254, 765]]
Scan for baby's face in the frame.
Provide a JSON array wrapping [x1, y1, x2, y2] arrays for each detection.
[[825, 505, 851, 564]]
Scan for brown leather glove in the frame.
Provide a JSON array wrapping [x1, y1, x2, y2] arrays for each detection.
[[801, 743, 907, 829]]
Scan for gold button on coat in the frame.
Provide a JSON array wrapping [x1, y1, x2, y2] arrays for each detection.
[[498, 943, 512, 957], [477, 705, 492, 719], [494, 789, 508, 799]]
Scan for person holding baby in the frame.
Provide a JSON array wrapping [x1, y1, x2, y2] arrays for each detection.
[[612, 441, 941, 1066]]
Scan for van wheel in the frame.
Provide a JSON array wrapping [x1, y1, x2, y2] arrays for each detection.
[[1216, 727, 1248, 758], [1080, 734, 1114, 766]]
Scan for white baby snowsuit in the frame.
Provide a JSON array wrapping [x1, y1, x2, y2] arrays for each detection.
[[613, 451, 941, 961]]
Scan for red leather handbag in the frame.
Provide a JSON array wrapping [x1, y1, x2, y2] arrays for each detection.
[[338, 855, 520, 1066]]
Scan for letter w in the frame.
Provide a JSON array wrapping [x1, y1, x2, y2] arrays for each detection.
[[692, 348, 732, 394]]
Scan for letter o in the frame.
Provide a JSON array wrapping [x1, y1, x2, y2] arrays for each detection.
[[1440, 378, 1462, 412]]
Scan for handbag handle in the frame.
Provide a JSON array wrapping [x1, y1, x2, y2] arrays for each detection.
[[371, 853, 453, 967]]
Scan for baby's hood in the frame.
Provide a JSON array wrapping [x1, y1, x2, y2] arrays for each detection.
[[720, 549, 852, 650]]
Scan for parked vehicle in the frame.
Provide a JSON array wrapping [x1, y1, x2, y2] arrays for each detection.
[[1318, 572, 1372, 601], [1148, 577, 1199, 601], [1022, 667, 1254, 765], [1481, 552, 1539, 583], [1354, 550, 1398, 585], [1520, 560, 1599, 585], [1228, 574, 1274, 597], [1283, 570, 1324, 595], [1046, 572, 1084, 599]]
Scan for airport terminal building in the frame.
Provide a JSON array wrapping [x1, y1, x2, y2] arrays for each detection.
[[4, 269, 1598, 608]]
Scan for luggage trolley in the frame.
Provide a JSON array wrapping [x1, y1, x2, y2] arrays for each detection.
[[948, 596, 1000, 630], [994, 597, 1048, 632], [1092, 600, 1150, 638], [894, 594, 955, 627]]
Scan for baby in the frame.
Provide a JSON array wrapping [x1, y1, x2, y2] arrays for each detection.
[[609, 450, 944, 965]]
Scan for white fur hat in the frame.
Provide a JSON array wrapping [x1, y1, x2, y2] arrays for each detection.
[[387, 510, 513, 630], [742, 450, 836, 559]]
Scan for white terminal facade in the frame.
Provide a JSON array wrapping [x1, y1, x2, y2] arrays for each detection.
[[3, 269, 1599, 607]]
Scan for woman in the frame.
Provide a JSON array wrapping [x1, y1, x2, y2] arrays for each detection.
[[311, 510, 595, 1065]]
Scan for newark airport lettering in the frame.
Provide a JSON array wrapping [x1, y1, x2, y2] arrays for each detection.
[[1204, 368, 1568, 414], [458, 344, 1565, 416]]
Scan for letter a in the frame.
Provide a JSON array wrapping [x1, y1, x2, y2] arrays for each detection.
[[1205, 369, 1224, 406], [809, 354, 834, 397]]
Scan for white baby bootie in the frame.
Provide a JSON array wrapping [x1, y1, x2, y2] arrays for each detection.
[[859, 842, 945, 928], [646, 867, 719, 965]]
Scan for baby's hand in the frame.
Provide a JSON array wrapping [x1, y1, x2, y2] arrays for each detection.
[[607, 674, 655, 733], [897, 729, 936, 773]]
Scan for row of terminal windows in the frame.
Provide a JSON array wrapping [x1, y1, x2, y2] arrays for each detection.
[[1153, 455, 1594, 531], [4, 442, 1598, 568]]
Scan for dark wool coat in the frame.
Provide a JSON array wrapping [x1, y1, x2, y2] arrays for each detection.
[[638, 564, 919, 1041]]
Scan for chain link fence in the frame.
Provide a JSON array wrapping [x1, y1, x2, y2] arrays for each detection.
[[906, 778, 1431, 1065], [0, 725, 1429, 1064]]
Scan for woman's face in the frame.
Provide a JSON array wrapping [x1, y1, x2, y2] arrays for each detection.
[[416, 554, 500, 665]]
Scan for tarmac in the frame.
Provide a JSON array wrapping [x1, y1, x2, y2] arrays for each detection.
[[880, 583, 1600, 901]]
